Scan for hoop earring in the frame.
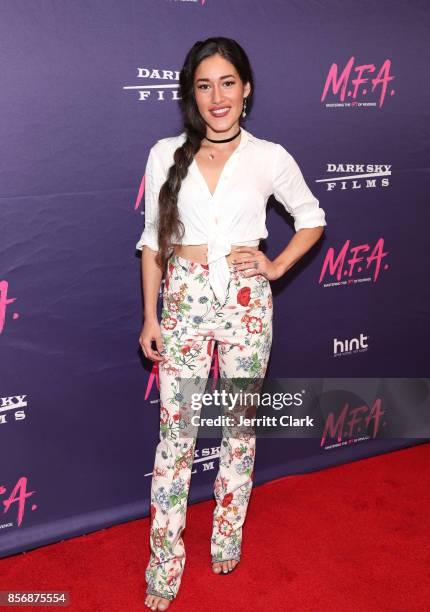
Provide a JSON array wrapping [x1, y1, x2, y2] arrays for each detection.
[[241, 97, 247, 118]]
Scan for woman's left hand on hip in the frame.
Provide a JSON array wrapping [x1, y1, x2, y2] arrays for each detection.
[[231, 247, 283, 281]]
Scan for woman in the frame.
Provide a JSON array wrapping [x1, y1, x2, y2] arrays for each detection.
[[137, 37, 327, 611]]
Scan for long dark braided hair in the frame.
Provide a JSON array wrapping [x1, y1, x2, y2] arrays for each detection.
[[154, 36, 255, 273]]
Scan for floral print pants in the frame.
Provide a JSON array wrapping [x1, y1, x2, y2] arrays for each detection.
[[145, 252, 273, 601]]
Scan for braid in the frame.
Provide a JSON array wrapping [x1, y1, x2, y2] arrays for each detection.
[[155, 129, 203, 272]]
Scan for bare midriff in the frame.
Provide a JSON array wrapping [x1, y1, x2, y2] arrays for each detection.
[[172, 243, 259, 265]]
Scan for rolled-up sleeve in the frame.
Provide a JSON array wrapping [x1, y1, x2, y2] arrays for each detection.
[[272, 143, 327, 232], [136, 143, 165, 252]]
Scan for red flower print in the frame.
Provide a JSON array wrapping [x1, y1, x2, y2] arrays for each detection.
[[217, 516, 234, 537], [201, 263, 209, 270], [222, 493, 233, 507], [151, 504, 157, 522], [246, 316, 263, 334], [181, 345, 191, 355], [173, 413, 180, 422], [160, 406, 169, 424], [165, 263, 174, 290], [245, 406, 257, 419], [237, 286, 251, 306], [166, 567, 181, 585], [153, 526, 167, 547], [163, 316, 177, 330]]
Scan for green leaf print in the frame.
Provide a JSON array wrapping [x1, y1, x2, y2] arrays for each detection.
[[250, 352, 261, 376], [169, 494, 179, 507]]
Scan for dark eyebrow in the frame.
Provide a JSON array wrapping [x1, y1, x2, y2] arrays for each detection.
[[195, 74, 236, 83]]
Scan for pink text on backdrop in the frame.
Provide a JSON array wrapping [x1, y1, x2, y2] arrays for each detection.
[[0, 280, 18, 334], [321, 398, 386, 446], [321, 57, 395, 108], [319, 238, 389, 283], [0, 477, 36, 528]]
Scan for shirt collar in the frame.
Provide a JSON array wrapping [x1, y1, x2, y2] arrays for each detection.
[[237, 126, 250, 150], [239, 126, 261, 152]]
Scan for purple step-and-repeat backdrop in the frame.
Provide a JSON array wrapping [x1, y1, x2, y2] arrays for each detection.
[[1, 0, 430, 557]]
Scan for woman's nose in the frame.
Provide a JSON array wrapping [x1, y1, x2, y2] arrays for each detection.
[[211, 85, 223, 104]]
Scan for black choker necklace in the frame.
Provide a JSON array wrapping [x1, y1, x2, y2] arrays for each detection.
[[205, 128, 241, 143]]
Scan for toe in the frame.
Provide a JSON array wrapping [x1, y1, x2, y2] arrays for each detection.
[[212, 562, 222, 573], [158, 598, 170, 610], [150, 596, 159, 611]]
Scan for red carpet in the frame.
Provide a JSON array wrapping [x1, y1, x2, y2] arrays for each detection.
[[2, 443, 430, 611]]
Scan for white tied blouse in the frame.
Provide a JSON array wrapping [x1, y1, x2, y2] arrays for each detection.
[[136, 126, 327, 304]]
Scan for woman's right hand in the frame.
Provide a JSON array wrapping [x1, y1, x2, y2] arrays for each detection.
[[139, 318, 167, 363]]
